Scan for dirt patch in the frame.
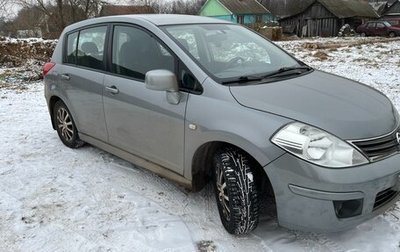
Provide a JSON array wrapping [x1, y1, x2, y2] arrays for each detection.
[[197, 240, 216, 252], [303, 37, 400, 50], [0, 37, 55, 87], [313, 51, 329, 61], [0, 38, 56, 67]]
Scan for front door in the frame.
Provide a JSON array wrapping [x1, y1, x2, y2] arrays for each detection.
[[375, 22, 387, 36], [103, 25, 187, 174], [366, 22, 376, 36]]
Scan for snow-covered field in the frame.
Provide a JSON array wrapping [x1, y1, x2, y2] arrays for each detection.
[[1, 37, 400, 252]]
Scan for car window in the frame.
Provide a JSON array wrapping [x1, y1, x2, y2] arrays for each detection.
[[376, 23, 385, 28], [65, 32, 78, 64], [76, 26, 107, 70], [167, 30, 200, 60], [367, 22, 376, 28], [164, 24, 298, 81], [206, 30, 271, 64], [111, 25, 175, 81]]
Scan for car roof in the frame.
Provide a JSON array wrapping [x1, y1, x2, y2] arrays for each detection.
[[137, 14, 231, 25], [64, 14, 231, 32]]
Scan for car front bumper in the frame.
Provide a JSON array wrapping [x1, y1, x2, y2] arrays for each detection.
[[265, 152, 400, 232]]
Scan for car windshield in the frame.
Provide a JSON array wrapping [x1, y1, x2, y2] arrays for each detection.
[[163, 24, 303, 83]]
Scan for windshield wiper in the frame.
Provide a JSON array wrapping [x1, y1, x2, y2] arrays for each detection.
[[221, 75, 263, 85], [261, 66, 312, 79], [221, 66, 312, 85]]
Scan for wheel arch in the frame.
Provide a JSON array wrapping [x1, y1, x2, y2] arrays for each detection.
[[49, 95, 62, 130], [190, 140, 275, 198]]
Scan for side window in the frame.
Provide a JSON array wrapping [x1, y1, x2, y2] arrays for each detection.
[[376, 23, 385, 28], [76, 26, 107, 70], [65, 32, 78, 64], [112, 25, 175, 80], [179, 62, 202, 94], [367, 22, 376, 28]]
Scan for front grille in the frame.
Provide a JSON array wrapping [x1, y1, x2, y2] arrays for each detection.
[[373, 188, 399, 210], [351, 127, 400, 161]]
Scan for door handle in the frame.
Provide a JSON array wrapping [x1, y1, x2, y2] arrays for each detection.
[[105, 85, 119, 94], [61, 74, 71, 81]]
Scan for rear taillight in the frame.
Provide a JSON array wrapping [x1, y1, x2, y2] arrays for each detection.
[[43, 62, 56, 77]]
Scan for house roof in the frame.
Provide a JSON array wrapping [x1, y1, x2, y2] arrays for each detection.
[[218, 0, 270, 15], [99, 5, 155, 16], [369, 1, 389, 14], [318, 0, 380, 18], [274, 0, 379, 19], [368, 0, 397, 6], [383, 0, 400, 15], [258, 0, 316, 19]]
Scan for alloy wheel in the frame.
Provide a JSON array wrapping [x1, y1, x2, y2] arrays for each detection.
[[56, 107, 74, 142]]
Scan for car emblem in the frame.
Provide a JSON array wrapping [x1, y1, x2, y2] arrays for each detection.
[[397, 132, 400, 145]]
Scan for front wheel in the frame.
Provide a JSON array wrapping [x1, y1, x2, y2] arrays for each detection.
[[213, 147, 259, 235], [53, 100, 84, 148], [389, 32, 396, 38]]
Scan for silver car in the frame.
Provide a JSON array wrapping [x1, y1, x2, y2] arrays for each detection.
[[43, 14, 400, 235]]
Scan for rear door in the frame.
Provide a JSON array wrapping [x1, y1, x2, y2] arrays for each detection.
[[60, 26, 108, 142], [102, 25, 188, 174]]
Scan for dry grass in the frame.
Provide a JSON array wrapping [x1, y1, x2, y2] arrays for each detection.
[[302, 37, 400, 50]]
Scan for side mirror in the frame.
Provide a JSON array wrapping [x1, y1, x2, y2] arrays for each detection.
[[145, 70, 180, 105]]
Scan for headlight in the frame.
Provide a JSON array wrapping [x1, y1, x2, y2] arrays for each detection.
[[271, 122, 369, 168]]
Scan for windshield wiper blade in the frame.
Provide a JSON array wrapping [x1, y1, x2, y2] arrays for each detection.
[[262, 66, 312, 79], [221, 75, 263, 85], [221, 66, 312, 85]]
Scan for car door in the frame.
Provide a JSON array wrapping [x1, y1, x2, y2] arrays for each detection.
[[375, 22, 387, 36], [103, 25, 188, 174], [366, 22, 376, 36], [60, 26, 108, 142]]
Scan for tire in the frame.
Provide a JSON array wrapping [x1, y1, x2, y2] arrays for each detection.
[[213, 147, 259, 235], [389, 32, 396, 38], [360, 32, 366, 37], [53, 100, 84, 148]]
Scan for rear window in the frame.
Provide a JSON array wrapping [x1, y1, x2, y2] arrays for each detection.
[[65, 32, 78, 64], [64, 26, 107, 71]]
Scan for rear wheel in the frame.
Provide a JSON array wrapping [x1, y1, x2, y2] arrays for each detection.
[[53, 100, 84, 148], [360, 32, 366, 37], [389, 32, 396, 38], [213, 147, 259, 235]]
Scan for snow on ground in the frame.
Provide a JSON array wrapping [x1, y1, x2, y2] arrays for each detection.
[[1, 37, 400, 252]]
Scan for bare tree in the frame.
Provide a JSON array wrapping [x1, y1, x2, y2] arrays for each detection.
[[0, 0, 19, 18], [130, 0, 206, 14], [14, 0, 106, 37]]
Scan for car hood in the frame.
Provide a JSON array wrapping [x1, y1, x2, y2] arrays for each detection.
[[229, 70, 398, 140]]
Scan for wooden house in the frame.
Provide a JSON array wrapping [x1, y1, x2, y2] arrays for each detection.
[[268, 0, 379, 37], [369, 1, 390, 15], [199, 0, 275, 25], [382, 0, 400, 18], [380, 0, 400, 26]]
